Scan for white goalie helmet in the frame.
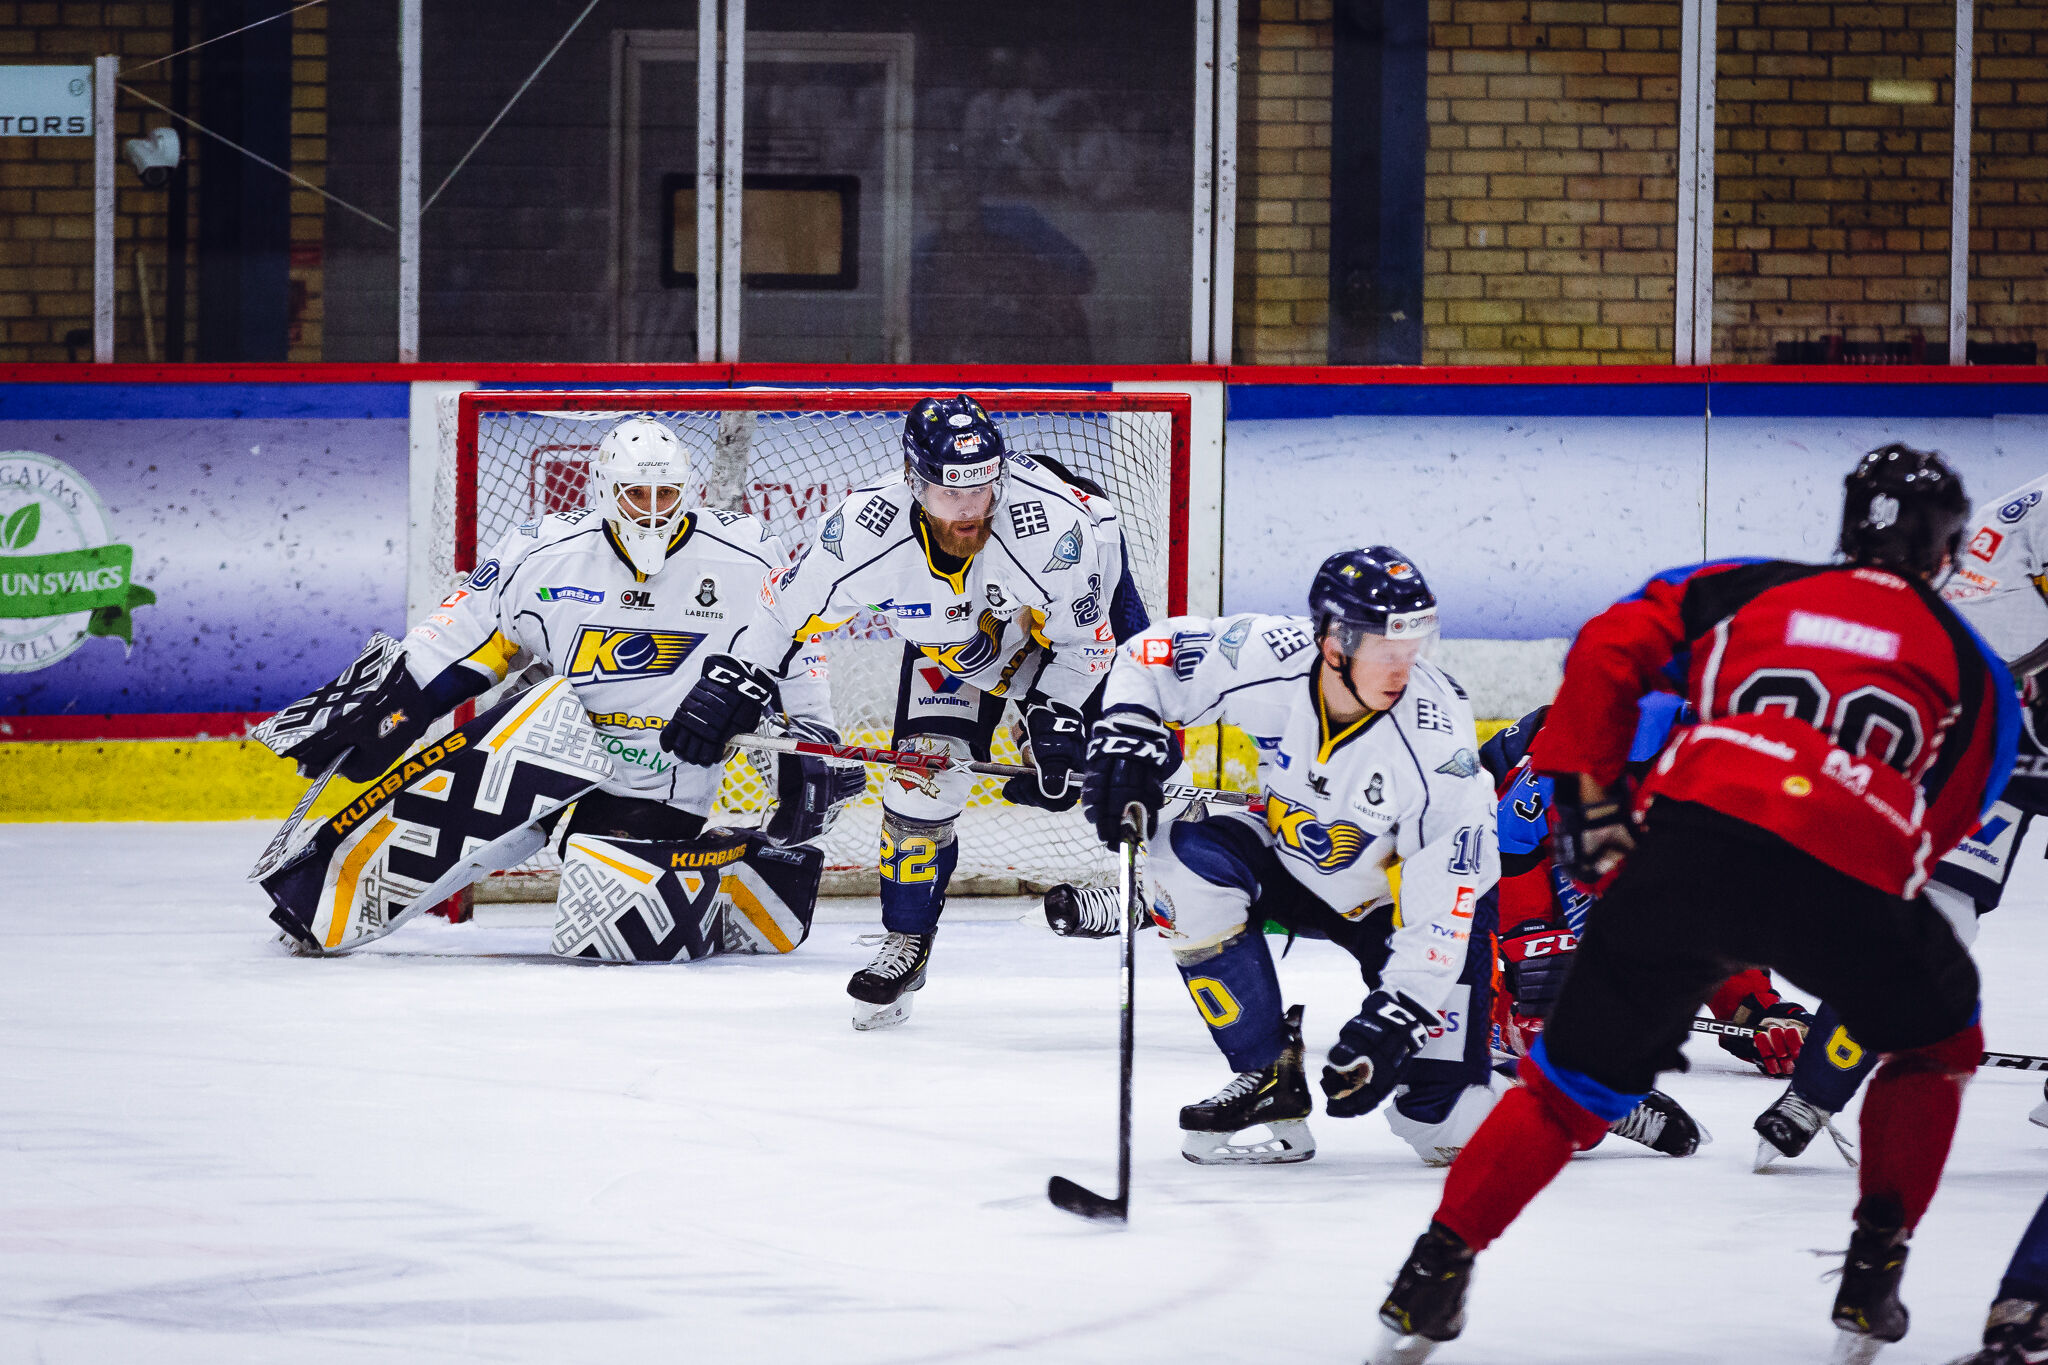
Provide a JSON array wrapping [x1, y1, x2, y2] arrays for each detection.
[[594, 416, 694, 576]]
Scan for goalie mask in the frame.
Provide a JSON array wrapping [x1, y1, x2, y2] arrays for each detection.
[[595, 416, 694, 576]]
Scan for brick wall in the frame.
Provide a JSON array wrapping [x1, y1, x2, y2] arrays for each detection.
[[1233, 0, 1334, 365], [1968, 0, 2046, 354], [1423, 1, 1681, 365], [0, 3, 326, 362], [0, 2, 182, 362]]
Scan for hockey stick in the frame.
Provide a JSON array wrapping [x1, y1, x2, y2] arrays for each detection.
[[1691, 1018, 2048, 1071], [1048, 802, 1143, 1225], [247, 750, 349, 882], [731, 732, 1261, 810]]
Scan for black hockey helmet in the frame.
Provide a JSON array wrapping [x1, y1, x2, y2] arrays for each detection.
[[1308, 546, 1439, 649], [904, 394, 1007, 506], [1838, 443, 1970, 580]]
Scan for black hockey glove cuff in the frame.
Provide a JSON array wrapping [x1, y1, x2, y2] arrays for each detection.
[[1321, 989, 1435, 1118], [1549, 776, 1634, 883], [662, 655, 777, 767], [1081, 709, 1178, 850], [1003, 694, 1088, 812]]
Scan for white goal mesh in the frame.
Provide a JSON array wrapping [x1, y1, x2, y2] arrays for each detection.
[[434, 388, 1189, 893]]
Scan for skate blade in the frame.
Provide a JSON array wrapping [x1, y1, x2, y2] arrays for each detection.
[[1828, 1327, 1894, 1364], [1372, 1324, 1445, 1365], [1754, 1136, 1786, 1173], [852, 995, 915, 1031], [2031, 1101, 2048, 1130], [1180, 1119, 1315, 1165]]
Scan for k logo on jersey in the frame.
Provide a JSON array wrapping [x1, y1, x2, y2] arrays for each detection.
[[1265, 792, 1370, 871], [566, 626, 707, 682]]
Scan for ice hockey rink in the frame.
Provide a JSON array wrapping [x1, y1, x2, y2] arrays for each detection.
[[0, 820, 2042, 1364]]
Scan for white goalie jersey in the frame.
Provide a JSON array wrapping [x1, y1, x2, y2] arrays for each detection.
[[404, 508, 831, 810], [1104, 612, 1500, 1014], [730, 455, 1123, 706]]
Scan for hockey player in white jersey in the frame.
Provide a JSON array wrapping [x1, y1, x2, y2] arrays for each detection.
[[267, 415, 862, 957], [663, 393, 1142, 1028], [1082, 547, 1502, 1165]]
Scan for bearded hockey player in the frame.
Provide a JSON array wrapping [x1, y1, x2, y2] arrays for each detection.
[[1754, 465, 2048, 1168], [662, 394, 1141, 1028], [1373, 445, 2016, 1365], [260, 415, 861, 959], [1078, 547, 1502, 1167]]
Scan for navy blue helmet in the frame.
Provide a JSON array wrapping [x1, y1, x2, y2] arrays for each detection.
[[1839, 443, 1970, 581], [1309, 546, 1439, 647], [904, 394, 1007, 500]]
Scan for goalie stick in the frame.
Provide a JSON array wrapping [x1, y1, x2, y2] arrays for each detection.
[[1048, 803, 1144, 1225], [1691, 1017, 2048, 1071], [730, 732, 1262, 810]]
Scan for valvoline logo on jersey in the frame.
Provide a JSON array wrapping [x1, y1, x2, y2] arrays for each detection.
[[566, 626, 706, 682]]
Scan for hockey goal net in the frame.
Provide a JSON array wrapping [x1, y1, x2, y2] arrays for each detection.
[[434, 387, 1190, 895]]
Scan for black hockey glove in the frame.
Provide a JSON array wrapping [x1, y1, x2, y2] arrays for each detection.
[[1321, 989, 1436, 1118], [284, 665, 455, 784], [662, 655, 777, 767], [1081, 709, 1178, 849], [1548, 774, 1634, 883], [1003, 695, 1088, 812], [1498, 918, 1578, 1021], [761, 721, 868, 847]]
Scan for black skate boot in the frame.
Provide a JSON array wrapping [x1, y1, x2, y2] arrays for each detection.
[[847, 931, 932, 1031], [1044, 882, 1124, 939], [1755, 1083, 1856, 1170], [1179, 1004, 1315, 1164], [1948, 1298, 2048, 1365], [1373, 1222, 1475, 1365], [1831, 1195, 1910, 1363], [1608, 1088, 1710, 1156]]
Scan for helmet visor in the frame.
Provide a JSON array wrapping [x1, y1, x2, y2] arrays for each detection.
[[915, 477, 997, 525]]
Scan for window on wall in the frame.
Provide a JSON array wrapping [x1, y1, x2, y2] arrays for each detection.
[[663, 174, 861, 290]]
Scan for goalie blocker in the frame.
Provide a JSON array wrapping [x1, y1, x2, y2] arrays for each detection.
[[262, 677, 821, 961]]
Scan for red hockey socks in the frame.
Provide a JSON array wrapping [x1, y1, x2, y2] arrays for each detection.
[[1434, 1062, 1611, 1252], [1858, 1020, 1982, 1232]]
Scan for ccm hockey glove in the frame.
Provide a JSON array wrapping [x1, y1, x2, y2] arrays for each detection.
[[1081, 710, 1177, 849], [1321, 989, 1436, 1118], [662, 654, 777, 767], [1003, 695, 1088, 812]]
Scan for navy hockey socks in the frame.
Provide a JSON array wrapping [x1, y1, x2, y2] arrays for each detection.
[[1176, 928, 1286, 1072]]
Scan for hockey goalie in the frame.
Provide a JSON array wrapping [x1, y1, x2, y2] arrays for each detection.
[[250, 415, 864, 961]]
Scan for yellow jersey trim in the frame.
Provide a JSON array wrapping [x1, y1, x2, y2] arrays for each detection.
[[912, 506, 973, 594], [601, 522, 648, 583], [462, 630, 520, 682], [1312, 663, 1379, 764]]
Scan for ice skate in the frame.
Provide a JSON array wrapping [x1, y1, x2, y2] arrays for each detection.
[[1373, 1222, 1474, 1364], [1831, 1196, 1910, 1363], [1180, 1004, 1315, 1164], [1945, 1298, 2048, 1364], [847, 931, 932, 1031], [2030, 1077, 2048, 1130], [1043, 882, 1124, 939], [1607, 1088, 1709, 1156], [1754, 1084, 1855, 1170]]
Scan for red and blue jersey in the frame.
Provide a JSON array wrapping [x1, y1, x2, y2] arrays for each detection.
[[1529, 559, 2019, 898]]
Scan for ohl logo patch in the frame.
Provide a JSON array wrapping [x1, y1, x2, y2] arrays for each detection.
[[1264, 792, 1370, 872], [566, 626, 706, 682]]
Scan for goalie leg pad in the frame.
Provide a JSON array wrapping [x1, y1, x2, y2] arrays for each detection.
[[553, 830, 821, 962], [262, 677, 615, 953]]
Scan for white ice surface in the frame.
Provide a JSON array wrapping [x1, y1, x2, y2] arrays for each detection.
[[4, 821, 2047, 1365]]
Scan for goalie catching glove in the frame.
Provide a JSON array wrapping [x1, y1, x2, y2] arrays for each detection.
[[1320, 988, 1436, 1118], [1081, 709, 1178, 848], [662, 654, 778, 767], [258, 632, 486, 784], [1004, 694, 1087, 812]]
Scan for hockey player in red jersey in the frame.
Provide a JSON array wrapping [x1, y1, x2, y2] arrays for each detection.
[[1373, 445, 2019, 1365]]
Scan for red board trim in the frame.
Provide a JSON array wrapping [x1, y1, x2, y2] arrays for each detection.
[[1, 712, 271, 741]]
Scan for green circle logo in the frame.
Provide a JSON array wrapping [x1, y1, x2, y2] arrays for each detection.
[[0, 451, 155, 673]]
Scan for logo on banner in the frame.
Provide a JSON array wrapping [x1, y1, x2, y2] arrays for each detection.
[[0, 451, 155, 672]]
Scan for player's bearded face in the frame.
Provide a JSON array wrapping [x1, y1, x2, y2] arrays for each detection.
[[1329, 632, 1427, 710], [616, 483, 683, 530], [920, 482, 995, 556]]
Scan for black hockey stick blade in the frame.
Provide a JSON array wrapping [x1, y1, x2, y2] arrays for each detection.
[[1047, 1174, 1127, 1223]]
